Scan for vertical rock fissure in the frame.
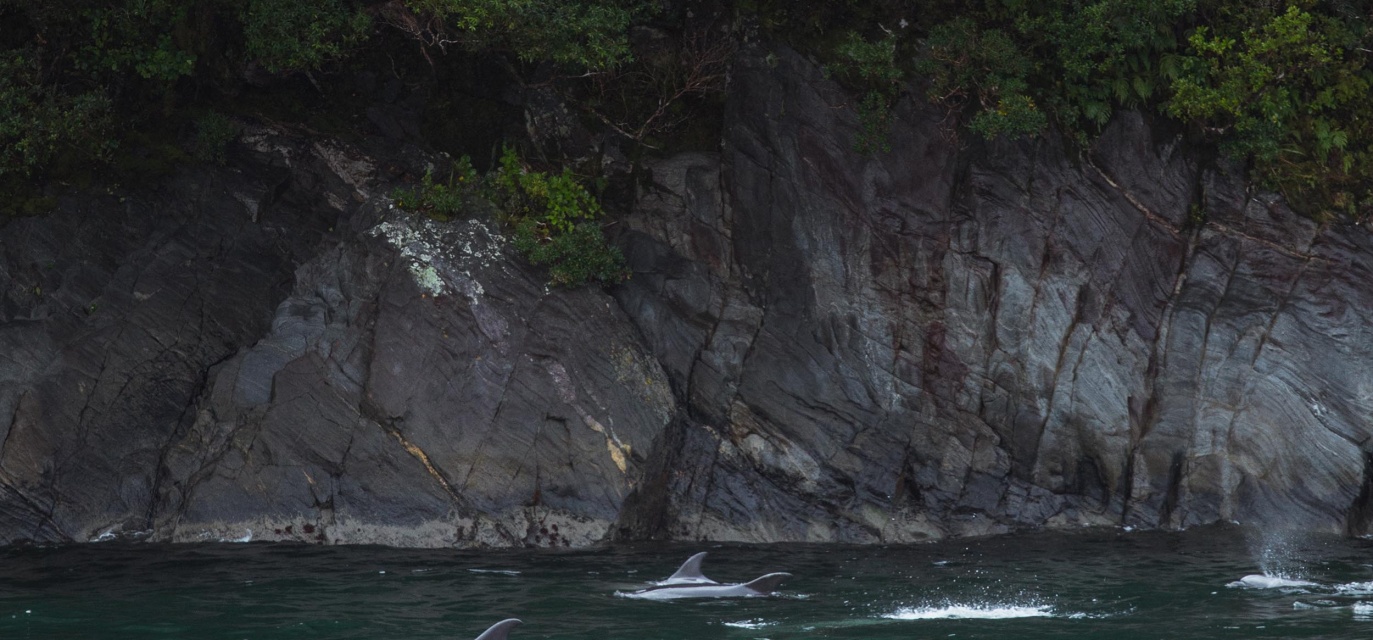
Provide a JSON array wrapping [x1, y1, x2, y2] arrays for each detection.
[[1121, 216, 1205, 523]]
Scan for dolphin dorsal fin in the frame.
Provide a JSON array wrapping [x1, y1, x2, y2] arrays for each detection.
[[474, 618, 522, 640], [666, 551, 711, 583], [742, 572, 792, 594]]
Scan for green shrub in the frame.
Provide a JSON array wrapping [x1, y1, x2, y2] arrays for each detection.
[[389, 148, 628, 287], [390, 156, 479, 221], [1012, 0, 1193, 136], [492, 146, 628, 286], [240, 0, 373, 72], [968, 93, 1049, 139], [79, 0, 198, 82], [492, 145, 603, 231], [192, 111, 238, 164], [1167, 4, 1373, 218], [829, 29, 904, 153], [402, 0, 649, 70], [511, 218, 629, 286], [0, 48, 115, 177], [917, 17, 1043, 138]]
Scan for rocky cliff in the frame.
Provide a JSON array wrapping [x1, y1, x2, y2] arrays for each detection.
[[2, 45, 1371, 546]]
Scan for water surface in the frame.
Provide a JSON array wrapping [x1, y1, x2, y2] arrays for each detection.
[[3, 526, 1371, 639]]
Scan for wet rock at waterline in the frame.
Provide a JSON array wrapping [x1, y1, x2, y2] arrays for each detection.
[[2, 44, 1372, 546]]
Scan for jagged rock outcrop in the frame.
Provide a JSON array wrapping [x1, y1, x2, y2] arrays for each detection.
[[611, 45, 1373, 541], [0, 126, 672, 546], [2, 43, 1371, 547]]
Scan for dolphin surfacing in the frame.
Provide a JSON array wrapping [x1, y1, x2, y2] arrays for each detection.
[[473, 618, 522, 640], [620, 571, 793, 601]]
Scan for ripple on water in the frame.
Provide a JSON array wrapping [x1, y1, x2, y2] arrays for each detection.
[[1335, 582, 1373, 595], [722, 618, 776, 629], [1354, 602, 1373, 620], [883, 603, 1055, 620]]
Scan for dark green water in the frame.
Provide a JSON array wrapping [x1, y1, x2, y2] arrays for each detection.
[[2, 526, 1371, 639]]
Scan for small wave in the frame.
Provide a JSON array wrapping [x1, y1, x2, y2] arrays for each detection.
[[723, 619, 776, 629], [467, 569, 521, 576], [1335, 582, 1373, 595], [884, 604, 1055, 620], [1227, 574, 1317, 589], [1354, 602, 1373, 620]]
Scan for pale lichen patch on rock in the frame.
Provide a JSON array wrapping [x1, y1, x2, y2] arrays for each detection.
[[369, 215, 509, 299]]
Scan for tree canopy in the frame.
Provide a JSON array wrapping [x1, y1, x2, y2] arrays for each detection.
[[2, 0, 1371, 220]]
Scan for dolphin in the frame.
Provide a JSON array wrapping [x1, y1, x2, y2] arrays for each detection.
[[655, 551, 719, 585], [619, 571, 792, 601], [473, 618, 522, 640], [1227, 574, 1318, 589]]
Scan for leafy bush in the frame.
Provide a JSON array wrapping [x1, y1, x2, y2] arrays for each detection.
[[0, 49, 115, 177], [906, 0, 1370, 217], [240, 0, 373, 73], [511, 218, 629, 287], [968, 93, 1048, 139], [492, 146, 628, 286], [916, 17, 1042, 138], [492, 146, 603, 231], [400, 0, 649, 70], [1166, 4, 1373, 218], [829, 30, 904, 153], [390, 148, 628, 287], [78, 0, 198, 82], [390, 156, 479, 221], [1012, 0, 1193, 135], [192, 111, 238, 164]]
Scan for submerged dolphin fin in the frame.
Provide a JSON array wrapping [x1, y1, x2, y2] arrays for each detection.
[[666, 552, 712, 583], [473, 618, 522, 640], [742, 572, 791, 594]]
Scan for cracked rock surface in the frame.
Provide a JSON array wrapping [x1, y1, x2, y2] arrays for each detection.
[[611, 46, 1373, 542], [0, 125, 672, 546], [2, 44, 1372, 547]]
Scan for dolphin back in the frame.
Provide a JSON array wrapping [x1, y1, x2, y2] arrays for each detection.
[[742, 572, 791, 594], [474, 618, 523, 640], [666, 552, 711, 583]]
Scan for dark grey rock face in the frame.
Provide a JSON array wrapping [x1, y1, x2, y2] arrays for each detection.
[[2, 44, 1371, 547], [0, 127, 672, 546], [611, 46, 1373, 542]]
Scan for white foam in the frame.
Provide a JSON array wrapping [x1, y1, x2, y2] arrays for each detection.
[[468, 569, 521, 576], [723, 619, 776, 629], [1227, 574, 1317, 589], [1335, 582, 1373, 595], [884, 604, 1055, 620], [1353, 602, 1373, 620]]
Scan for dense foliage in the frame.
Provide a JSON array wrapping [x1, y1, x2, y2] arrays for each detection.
[[3, 0, 1372, 224], [400, 0, 649, 70], [391, 148, 628, 287], [799, 0, 1372, 219]]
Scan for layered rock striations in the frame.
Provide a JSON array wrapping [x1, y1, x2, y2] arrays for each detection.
[[1, 45, 1370, 546], [613, 46, 1373, 541], [0, 128, 672, 546]]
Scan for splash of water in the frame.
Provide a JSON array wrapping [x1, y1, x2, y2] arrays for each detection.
[[884, 603, 1055, 620], [1245, 526, 1311, 580]]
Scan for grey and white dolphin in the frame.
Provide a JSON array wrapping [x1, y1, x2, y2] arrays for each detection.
[[621, 562, 792, 601], [473, 618, 522, 640], [621, 571, 792, 600]]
